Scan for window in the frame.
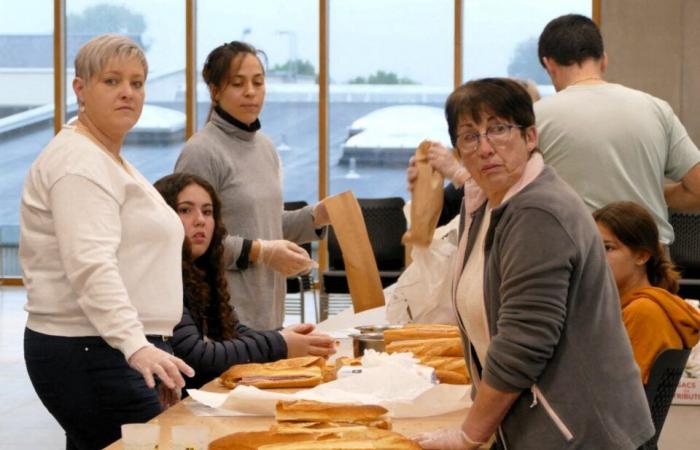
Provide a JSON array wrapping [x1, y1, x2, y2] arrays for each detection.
[[328, 0, 453, 200], [463, 0, 592, 98], [197, 0, 319, 204], [0, 0, 54, 277], [65, 0, 187, 182]]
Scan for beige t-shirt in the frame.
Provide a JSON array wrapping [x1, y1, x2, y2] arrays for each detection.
[[455, 207, 492, 366]]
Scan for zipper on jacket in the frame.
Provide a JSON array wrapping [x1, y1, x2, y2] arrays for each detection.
[[531, 385, 574, 442]]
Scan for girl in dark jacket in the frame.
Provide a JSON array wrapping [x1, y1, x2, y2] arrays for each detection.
[[155, 173, 335, 390]]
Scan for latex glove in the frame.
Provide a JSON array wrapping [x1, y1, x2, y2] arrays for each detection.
[[128, 345, 195, 390], [428, 142, 469, 186], [407, 155, 419, 192], [259, 239, 315, 276], [413, 429, 482, 450], [313, 201, 330, 227], [157, 383, 181, 410], [281, 323, 337, 358]]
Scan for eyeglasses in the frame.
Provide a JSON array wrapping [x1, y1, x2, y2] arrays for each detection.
[[457, 123, 524, 155]]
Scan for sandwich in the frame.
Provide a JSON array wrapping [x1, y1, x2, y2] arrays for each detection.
[[383, 325, 460, 345], [385, 337, 464, 357], [220, 356, 325, 389], [276, 400, 391, 430], [208, 428, 421, 450]]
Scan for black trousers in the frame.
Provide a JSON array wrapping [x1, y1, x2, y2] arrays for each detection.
[[24, 328, 171, 450]]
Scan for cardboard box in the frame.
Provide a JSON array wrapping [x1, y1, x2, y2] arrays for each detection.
[[672, 377, 700, 405]]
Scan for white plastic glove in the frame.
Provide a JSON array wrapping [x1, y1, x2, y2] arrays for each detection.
[[128, 345, 195, 390], [259, 239, 316, 276], [428, 142, 469, 187], [280, 323, 337, 358], [413, 429, 483, 450]]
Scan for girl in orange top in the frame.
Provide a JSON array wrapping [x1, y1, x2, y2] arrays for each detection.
[[594, 201, 700, 383]]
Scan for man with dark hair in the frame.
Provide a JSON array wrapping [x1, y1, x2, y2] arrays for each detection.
[[536, 13, 700, 245]]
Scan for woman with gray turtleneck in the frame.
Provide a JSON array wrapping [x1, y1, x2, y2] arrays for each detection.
[[175, 41, 328, 330]]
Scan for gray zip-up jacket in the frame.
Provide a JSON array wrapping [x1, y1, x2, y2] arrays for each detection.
[[458, 166, 654, 449]]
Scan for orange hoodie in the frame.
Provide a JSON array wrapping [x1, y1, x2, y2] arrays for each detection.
[[622, 286, 700, 384]]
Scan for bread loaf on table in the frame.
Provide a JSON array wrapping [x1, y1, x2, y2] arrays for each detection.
[[219, 356, 326, 389], [434, 369, 470, 385], [276, 400, 389, 429], [417, 356, 467, 374], [385, 337, 464, 357], [383, 325, 460, 344], [208, 428, 421, 450]]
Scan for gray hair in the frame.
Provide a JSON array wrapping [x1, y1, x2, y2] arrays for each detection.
[[74, 34, 148, 82]]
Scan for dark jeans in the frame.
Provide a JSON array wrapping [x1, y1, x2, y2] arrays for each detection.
[[24, 328, 171, 450]]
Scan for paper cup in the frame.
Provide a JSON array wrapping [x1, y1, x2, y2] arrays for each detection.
[[121, 423, 160, 450], [171, 425, 209, 450]]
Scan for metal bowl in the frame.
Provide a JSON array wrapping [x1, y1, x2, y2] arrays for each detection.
[[354, 324, 403, 334], [349, 333, 385, 357]]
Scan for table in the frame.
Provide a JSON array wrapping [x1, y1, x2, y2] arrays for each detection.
[[104, 338, 469, 449]]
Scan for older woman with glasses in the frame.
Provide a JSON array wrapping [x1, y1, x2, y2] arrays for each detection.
[[414, 78, 653, 450], [20, 35, 193, 449]]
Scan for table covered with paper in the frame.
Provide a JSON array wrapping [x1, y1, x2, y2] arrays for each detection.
[[104, 336, 470, 450]]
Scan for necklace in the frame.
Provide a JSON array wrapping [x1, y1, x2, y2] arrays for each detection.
[[570, 76, 605, 86], [74, 120, 127, 168]]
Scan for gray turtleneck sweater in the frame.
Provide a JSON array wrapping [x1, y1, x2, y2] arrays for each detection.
[[175, 110, 320, 329]]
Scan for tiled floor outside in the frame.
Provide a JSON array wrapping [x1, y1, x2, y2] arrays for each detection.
[[1, 286, 699, 449]]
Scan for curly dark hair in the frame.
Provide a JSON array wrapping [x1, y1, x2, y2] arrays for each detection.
[[154, 173, 238, 339], [594, 201, 680, 294]]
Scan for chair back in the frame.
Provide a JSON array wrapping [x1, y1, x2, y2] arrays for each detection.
[[327, 197, 406, 271], [641, 348, 691, 449], [669, 210, 700, 279]]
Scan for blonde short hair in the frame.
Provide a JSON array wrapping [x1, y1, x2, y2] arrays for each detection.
[[74, 34, 148, 82]]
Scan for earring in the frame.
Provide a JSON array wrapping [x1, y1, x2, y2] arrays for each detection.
[[79, 102, 85, 113]]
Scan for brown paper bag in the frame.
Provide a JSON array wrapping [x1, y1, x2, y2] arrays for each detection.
[[324, 191, 385, 313], [402, 141, 444, 247]]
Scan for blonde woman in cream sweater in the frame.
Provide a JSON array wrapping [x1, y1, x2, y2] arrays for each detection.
[[20, 35, 193, 450]]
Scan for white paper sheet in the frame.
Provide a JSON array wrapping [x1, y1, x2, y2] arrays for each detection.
[[313, 305, 388, 333], [187, 354, 470, 418]]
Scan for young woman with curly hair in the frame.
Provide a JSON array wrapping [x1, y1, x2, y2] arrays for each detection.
[[154, 173, 335, 390], [594, 201, 700, 383]]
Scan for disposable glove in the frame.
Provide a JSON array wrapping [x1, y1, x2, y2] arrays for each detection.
[[427, 142, 469, 187], [413, 428, 483, 450], [259, 239, 315, 276]]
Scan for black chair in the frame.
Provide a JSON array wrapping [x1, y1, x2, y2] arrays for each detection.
[[320, 197, 407, 320], [283, 201, 317, 323], [669, 210, 700, 300], [639, 348, 691, 450]]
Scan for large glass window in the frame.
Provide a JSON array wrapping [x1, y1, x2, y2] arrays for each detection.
[[65, 0, 187, 181], [329, 0, 453, 200], [463, 0, 592, 98], [197, 0, 319, 204], [0, 1, 54, 277]]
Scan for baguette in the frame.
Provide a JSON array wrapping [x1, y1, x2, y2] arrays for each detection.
[[220, 363, 323, 389], [434, 369, 470, 385], [385, 338, 464, 357], [383, 326, 459, 344], [209, 428, 420, 450], [276, 400, 388, 426], [402, 323, 460, 330], [271, 422, 372, 435], [417, 356, 467, 375]]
